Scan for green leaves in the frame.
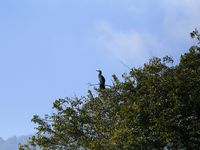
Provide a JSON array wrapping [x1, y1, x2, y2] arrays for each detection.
[[19, 30, 200, 150], [190, 28, 200, 44]]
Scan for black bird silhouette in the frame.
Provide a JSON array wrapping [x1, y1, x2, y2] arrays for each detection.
[[96, 70, 105, 90]]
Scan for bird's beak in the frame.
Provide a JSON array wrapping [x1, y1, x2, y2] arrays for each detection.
[[96, 70, 100, 72]]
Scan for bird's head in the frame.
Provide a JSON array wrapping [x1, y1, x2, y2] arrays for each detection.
[[96, 70, 102, 74]]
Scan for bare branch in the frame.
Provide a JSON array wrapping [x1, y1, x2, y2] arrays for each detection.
[[87, 82, 98, 88], [119, 60, 132, 70], [87, 82, 111, 88]]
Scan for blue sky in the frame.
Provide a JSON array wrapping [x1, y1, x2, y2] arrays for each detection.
[[0, 0, 200, 140]]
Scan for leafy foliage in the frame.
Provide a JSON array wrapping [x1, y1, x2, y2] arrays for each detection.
[[19, 31, 200, 149]]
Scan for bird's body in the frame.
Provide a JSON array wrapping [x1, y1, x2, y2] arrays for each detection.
[[96, 70, 105, 89]]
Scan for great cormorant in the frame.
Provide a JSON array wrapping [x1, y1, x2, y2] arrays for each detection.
[[96, 70, 105, 89]]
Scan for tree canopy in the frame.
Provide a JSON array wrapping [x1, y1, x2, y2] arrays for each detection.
[[19, 30, 200, 150]]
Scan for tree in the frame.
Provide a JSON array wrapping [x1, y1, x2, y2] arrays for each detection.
[[19, 30, 200, 150]]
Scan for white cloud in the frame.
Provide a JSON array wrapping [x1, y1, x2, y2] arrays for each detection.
[[92, 21, 164, 65], [160, 0, 200, 42], [89, 0, 200, 65], [94, 21, 153, 63]]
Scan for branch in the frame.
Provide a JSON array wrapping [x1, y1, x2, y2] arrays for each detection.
[[87, 82, 111, 88], [119, 60, 131, 70], [87, 82, 98, 88]]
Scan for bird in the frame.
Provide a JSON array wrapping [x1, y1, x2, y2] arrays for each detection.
[[96, 70, 105, 90]]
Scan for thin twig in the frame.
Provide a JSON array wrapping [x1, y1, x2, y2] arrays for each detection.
[[87, 82, 111, 88], [119, 60, 132, 70], [87, 82, 98, 88]]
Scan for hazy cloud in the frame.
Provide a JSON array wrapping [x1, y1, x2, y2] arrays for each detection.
[[160, 0, 200, 41], [92, 21, 162, 64], [91, 0, 200, 65]]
